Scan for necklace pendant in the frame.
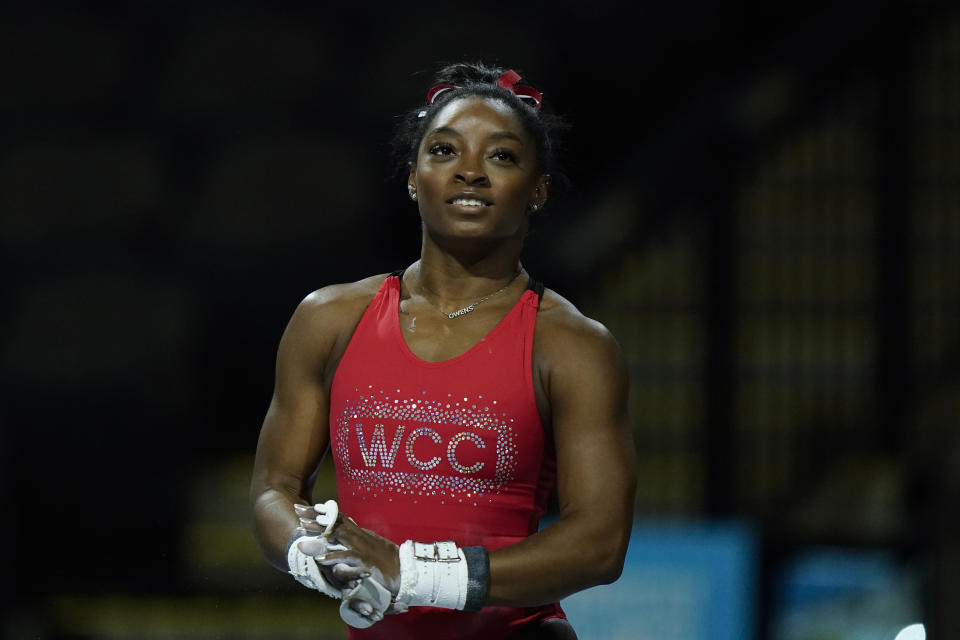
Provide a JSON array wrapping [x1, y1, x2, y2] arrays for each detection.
[[422, 266, 522, 320], [448, 303, 476, 319]]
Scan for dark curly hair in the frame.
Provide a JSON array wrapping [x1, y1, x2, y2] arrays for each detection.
[[392, 62, 566, 180]]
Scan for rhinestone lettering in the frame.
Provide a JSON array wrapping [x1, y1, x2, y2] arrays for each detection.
[[355, 423, 404, 468], [407, 427, 442, 470], [447, 431, 486, 474]]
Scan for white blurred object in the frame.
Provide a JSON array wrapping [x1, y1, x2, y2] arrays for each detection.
[[314, 499, 339, 536], [893, 623, 925, 640]]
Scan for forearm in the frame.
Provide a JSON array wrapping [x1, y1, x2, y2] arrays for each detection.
[[485, 515, 630, 607], [251, 485, 308, 571], [307, 504, 631, 625]]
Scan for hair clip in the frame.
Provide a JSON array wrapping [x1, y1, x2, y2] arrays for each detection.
[[509, 85, 542, 110], [426, 84, 456, 105], [495, 70, 542, 110], [495, 70, 522, 89], [424, 70, 542, 111]]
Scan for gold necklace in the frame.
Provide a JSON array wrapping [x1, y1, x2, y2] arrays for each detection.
[[419, 267, 523, 319]]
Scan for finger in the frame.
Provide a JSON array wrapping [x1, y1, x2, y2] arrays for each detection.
[[299, 517, 325, 532], [317, 563, 354, 591], [332, 563, 371, 582], [296, 537, 327, 556], [315, 552, 367, 569], [316, 553, 363, 567], [297, 536, 346, 556], [348, 600, 374, 617], [293, 503, 316, 518]]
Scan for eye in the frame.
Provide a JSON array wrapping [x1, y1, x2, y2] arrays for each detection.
[[428, 142, 455, 156], [490, 148, 518, 163]]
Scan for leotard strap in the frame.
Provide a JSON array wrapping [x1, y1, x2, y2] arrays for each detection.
[[525, 276, 545, 308]]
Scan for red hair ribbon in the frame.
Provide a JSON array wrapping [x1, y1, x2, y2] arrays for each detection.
[[424, 69, 542, 110], [495, 69, 522, 89]]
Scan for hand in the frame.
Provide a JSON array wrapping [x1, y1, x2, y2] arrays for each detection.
[[309, 513, 402, 598], [293, 502, 356, 591], [295, 505, 398, 627], [294, 500, 338, 537]]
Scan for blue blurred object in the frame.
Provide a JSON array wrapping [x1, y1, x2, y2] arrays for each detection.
[[773, 548, 923, 640], [561, 520, 757, 640]]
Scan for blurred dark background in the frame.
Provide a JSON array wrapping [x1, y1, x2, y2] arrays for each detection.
[[1, 1, 957, 638]]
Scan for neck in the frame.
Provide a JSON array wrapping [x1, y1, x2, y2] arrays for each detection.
[[416, 231, 524, 302]]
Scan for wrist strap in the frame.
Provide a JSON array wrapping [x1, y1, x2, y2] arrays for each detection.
[[461, 546, 489, 611], [394, 540, 489, 611]]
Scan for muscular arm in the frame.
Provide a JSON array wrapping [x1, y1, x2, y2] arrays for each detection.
[[250, 292, 341, 571], [485, 313, 637, 606]]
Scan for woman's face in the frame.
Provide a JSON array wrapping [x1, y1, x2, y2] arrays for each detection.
[[409, 96, 547, 244]]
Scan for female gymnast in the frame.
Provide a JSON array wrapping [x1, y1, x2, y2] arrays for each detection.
[[250, 62, 636, 639]]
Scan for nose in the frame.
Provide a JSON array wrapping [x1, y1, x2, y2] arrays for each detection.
[[455, 170, 489, 186], [454, 152, 490, 187]]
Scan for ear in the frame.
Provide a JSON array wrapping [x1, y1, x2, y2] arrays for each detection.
[[529, 174, 549, 211], [407, 165, 418, 201]]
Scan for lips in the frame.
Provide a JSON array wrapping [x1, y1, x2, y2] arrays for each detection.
[[446, 194, 492, 207]]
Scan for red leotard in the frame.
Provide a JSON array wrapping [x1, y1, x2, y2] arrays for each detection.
[[329, 273, 565, 639]]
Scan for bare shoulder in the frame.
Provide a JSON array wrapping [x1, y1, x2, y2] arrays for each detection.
[[534, 287, 622, 358], [532, 287, 628, 426], [298, 273, 389, 318], [283, 273, 390, 353]]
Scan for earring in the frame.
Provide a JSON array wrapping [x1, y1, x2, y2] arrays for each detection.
[[528, 203, 540, 212], [408, 186, 417, 201]]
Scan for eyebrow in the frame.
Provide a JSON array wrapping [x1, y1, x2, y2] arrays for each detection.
[[488, 131, 525, 145], [427, 126, 525, 146]]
